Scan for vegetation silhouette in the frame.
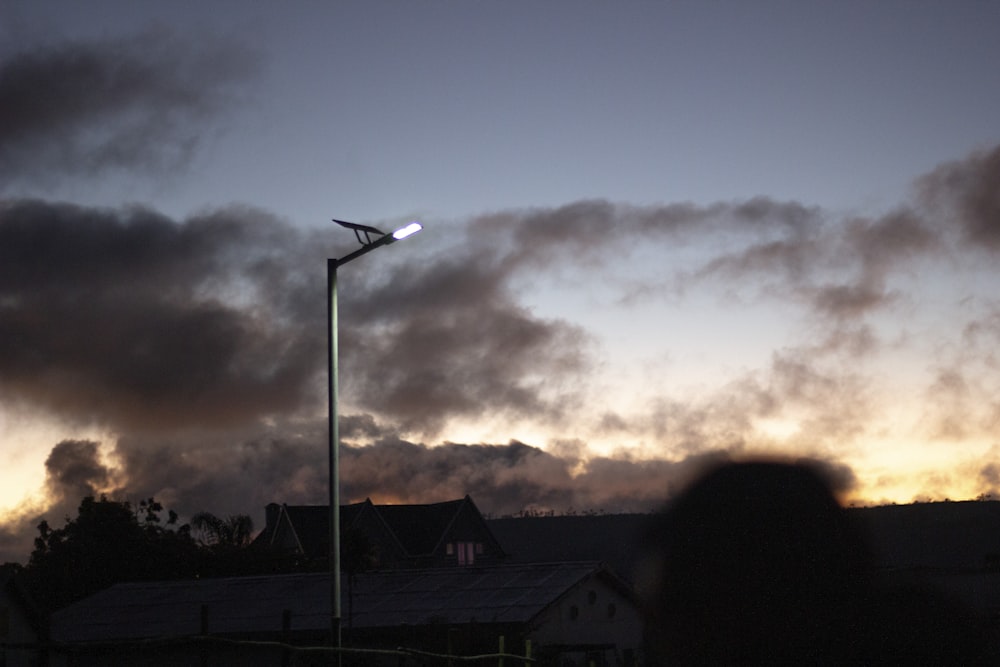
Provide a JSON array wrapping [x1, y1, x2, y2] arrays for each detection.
[[24, 496, 200, 612], [12, 495, 382, 615], [190, 511, 255, 549], [20, 496, 266, 613], [639, 461, 997, 666]]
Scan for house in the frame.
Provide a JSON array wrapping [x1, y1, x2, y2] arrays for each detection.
[[253, 495, 506, 569], [1, 570, 46, 667], [49, 562, 644, 666]]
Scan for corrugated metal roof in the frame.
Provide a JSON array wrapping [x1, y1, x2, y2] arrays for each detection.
[[52, 562, 607, 643]]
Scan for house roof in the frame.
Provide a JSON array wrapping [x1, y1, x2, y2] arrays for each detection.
[[376, 497, 470, 556], [254, 501, 372, 556], [51, 562, 617, 643], [254, 495, 502, 560]]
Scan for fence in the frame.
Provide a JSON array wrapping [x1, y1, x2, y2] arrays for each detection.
[[3, 635, 538, 666]]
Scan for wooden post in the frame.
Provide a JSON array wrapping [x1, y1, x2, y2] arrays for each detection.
[[447, 626, 461, 667], [524, 639, 532, 666], [282, 609, 292, 667], [200, 604, 209, 667], [498, 635, 505, 667]]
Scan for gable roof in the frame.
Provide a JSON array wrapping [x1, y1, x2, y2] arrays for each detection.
[[51, 562, 620, 643], [254, 495, 504, 561], [377, 496, 499, 556]]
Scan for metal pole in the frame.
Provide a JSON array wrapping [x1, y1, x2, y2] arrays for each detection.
[[325, 220, 420, 664], [327, 257, 342, 662]]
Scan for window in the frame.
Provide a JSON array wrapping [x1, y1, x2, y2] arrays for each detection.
[[456, 541, 476, 565]]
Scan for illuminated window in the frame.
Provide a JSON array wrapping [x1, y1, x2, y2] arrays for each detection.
[[456, 541, 475, 565]]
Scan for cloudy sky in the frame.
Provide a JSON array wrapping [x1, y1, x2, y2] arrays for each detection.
[[2, 1, 999, 562]]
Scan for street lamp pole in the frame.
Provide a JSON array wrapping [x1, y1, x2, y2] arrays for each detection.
[[327, 219, 422, 659]]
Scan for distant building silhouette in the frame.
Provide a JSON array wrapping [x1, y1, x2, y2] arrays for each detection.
[[252, 495, 506, 569]]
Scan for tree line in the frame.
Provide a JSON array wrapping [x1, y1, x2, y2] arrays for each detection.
[[2, 495, 289, 613]]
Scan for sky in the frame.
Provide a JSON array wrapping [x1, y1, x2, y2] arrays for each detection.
[[2, 1, 1000, 563]]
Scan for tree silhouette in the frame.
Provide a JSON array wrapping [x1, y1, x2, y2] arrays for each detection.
[[24, 495, 200, 612], [190, 512, 254, 548]]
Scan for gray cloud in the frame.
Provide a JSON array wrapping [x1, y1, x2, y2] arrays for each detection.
[[0, 29, 258, 185], [919, 144, 1000, 251], [0, 200, 323, 431], [44, 439, 115, 501], [980, 462, 1000, 496], [0, 430, 743, 562], [342, 254, 593, 435]]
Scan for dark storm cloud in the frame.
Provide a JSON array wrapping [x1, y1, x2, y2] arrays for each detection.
[[0, 200, 323, 430], [0, 196, 599, 439], [6, 144, 993, 439], [341, 439, 859, 514], [44, 439, 114, 501], [339, 437, 738, 515], [111, 425, 330, 514], [341, 251, 593, 435], [0, 30, 258, 184], [2, 428, 788, 563]]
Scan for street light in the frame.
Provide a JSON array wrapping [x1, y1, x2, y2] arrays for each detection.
[[327, 218, 422, 658]]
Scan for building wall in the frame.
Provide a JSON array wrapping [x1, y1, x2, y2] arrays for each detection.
[[530, 576, 643, 666], [437, 503, 504, 567]]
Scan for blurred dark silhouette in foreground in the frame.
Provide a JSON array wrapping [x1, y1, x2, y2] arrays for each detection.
[[639, 461, 997, 666]]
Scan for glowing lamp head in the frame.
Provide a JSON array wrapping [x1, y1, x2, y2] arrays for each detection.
[[392, 221, 422, 240]]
